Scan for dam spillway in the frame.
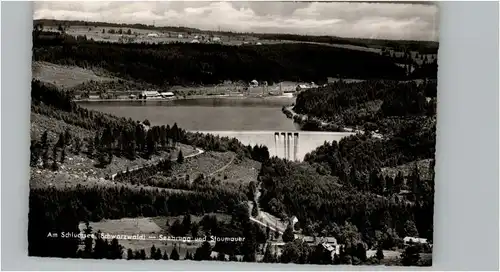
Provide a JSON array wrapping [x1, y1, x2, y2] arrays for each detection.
[[191, 130, 355, 161], [274, 132, 298, 161]]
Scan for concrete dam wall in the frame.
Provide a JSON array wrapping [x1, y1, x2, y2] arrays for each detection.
[[192, 131, 355, 161]]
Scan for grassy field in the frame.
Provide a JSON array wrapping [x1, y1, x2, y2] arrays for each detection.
[[31, 113, 94, 143], [78, 215, 232, 258], [30, 111, 198, 189], [214, 156, 261, 185], [170, 151, 235, 181], [41, 24, 435, 60], [45, 25, 261, 46], [77, 217, 199, 258], [32, 61, 116, 89], [151, 213, 232, 233]]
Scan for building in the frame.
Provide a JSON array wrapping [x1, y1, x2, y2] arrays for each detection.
[[290, 216, 299, 228], [212, 37, 221, 43], [318, 237, 337, 245], [177, 34, 184, 39], [147, 33, 159, 37], [296, 82, 318, 92], [190, 39, 200, 44], [296, 84, 309, 92], [403, 236, 428, 245], [140, 91, 161, 99], [321, 242, 340, 256], [160, 92, 175, 98], [301, 236, 315, 243]]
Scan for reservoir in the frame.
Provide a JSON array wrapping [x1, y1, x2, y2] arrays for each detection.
[[79, 97, 354, 160], [79, 97, 298, 131]]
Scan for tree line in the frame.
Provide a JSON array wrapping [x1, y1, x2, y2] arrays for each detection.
[[28, 183, 247, 256]]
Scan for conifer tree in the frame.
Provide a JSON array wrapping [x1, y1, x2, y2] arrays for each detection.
[[60, 148, 66, 163], [40, 131, 48, 148], [376, 246, 384, 260], [262, 244, 277, 263], [282, 224, 295, 243], [150, 245, 157, 260], [177, 150, 184, 164], [170, 247, 180, 260]]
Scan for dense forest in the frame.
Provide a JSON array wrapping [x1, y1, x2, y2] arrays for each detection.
[[254, 33, 439, 54], [29, 184, 252, 258], [258, 157, 434, 242], [293, 80, 437, 135], [33, 31, 411, 86]]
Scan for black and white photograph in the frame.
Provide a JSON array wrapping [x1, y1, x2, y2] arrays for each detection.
[[29, 1, 438, 267]]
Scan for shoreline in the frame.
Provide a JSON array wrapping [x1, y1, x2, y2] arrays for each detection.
[[282, 106, 384, 139], [74, 94, 296, 103]]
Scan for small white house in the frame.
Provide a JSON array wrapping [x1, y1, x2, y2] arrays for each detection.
[[296, 84, 310, 91], [212, 37, 221, 43], [256, 42, 262, 45], [403, 236, 428, 245], [160, 92, 175, 98], [190, 39, 200, 44], [147, 33, 159, 37], [178, 34, 184, 39], [141, 91, 161, 99]]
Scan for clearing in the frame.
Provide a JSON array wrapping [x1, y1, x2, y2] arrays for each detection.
[[78, 217, 200, 258], [32, 61, 115, 89], [381, 159, 434, 182], [213, 156, 261, 185], [170, 151, 235, 181], [78, 214, 232, 258]]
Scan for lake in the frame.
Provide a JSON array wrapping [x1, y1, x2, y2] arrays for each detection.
[[79, 97, 298, 131], [80, 97, 354, 160]]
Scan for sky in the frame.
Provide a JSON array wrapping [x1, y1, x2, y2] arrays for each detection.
[[33, 1, 439, 41]]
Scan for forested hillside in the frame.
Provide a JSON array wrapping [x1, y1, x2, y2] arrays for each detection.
[[293, 80, 437, 134], [260, 73, 436, 265], [258, 157, 434, 248], [32, 31, 408, 86], [29, 80, 270, 258]]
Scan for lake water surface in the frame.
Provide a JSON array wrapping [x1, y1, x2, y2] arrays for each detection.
[[80, 98, 354, 160], [80, 97, 298, 131]]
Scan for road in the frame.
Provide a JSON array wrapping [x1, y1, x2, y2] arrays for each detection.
[[207, 154, 235, 177], [248, 182, 288, 235], [110, 147, 205, 180], [284, 106, 383, 139]]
